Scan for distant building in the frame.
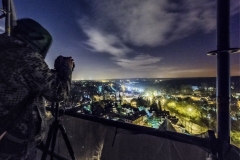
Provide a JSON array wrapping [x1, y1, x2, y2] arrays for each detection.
[[132, 115, 148, 126]]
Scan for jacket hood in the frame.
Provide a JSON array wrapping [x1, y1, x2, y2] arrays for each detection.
[[11, 18, 53, 59]]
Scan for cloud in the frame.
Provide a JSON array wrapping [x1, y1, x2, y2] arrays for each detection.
[[77, 0, 220, 72], [79, 0, 216, 47], [80, 26, 131, 57], [79, 22, 162, 71], [231, 0, 240, 15], [115, 54, 162, 70]]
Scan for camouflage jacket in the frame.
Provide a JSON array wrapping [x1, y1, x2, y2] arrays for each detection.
[[0, 34, 69, 143]]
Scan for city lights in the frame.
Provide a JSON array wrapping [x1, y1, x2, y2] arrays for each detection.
[[67, 77, 240, 147]]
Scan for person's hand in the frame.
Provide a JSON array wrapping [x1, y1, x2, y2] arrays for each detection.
[[64, 56, 75, 71]]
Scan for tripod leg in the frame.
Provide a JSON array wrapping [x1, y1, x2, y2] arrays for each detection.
[[50, 122, 59, 160], [59, 124, 75, 160], [41, 124, 54, 160]]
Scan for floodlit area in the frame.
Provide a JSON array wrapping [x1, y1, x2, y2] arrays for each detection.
[[46, 78, 240, 148]]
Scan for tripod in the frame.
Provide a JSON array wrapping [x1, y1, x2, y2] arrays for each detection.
[[41, 102, 75, 160]]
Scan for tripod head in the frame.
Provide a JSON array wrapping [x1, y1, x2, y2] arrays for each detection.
[[50, 100, 72, 122], [50, 102, 63, 122]]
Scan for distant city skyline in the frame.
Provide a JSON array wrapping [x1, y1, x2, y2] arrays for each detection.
[[1, 0, 240, 80]]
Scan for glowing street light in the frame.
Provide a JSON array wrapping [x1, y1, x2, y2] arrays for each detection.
[[188, 108, 192, 112]]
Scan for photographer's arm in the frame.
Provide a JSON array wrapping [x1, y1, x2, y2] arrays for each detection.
[[20, 51, 72, 102]]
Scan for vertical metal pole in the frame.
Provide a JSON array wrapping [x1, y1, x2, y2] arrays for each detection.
[[217, 0, 230, 145], [6, 0, 11, 36]]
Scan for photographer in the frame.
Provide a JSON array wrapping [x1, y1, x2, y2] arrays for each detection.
[[0, 18, 74, 159]]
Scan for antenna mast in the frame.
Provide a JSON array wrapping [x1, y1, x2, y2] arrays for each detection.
[[6, 0, 11, 36], [1, 0, 16, 36]]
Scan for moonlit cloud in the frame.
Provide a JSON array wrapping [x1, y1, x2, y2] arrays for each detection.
[[115, 54, 162, 70], [231, 0, 240, 15], [77, 0, 217, 72], [80, 26, 131, 57], [80, 0, 216, 47], [79, 21, 162, 71], [76, 0, 238, 79]]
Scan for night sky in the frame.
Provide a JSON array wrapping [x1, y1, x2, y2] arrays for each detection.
[[1, 0, 240, 80]]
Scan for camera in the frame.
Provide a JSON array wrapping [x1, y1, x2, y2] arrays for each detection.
[[54, 55, 75, 72], [54, 55, 75, 83]]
